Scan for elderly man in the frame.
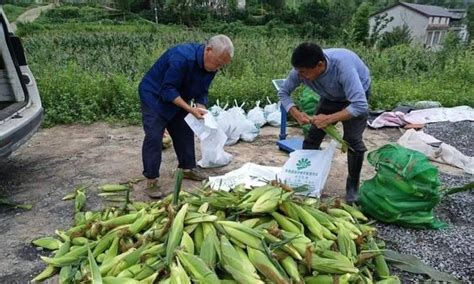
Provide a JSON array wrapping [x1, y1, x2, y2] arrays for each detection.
[[139, 35, 234, 198], [278, 42, 371, 204]]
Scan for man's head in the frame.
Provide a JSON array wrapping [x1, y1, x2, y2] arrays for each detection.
[[291, 42, 326, 81], [204, 35, 234, 72]]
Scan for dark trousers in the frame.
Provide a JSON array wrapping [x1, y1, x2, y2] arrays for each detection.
[[303, 97, 369, 153], [303, 93, 369, 202], [141, 102, 196, 179]]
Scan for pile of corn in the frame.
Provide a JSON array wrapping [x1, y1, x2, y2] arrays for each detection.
[[31, 182, 399, 283]]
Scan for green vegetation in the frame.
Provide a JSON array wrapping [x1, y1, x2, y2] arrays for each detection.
[[14, 4, 474, 127], [2, 3, 30, 21]]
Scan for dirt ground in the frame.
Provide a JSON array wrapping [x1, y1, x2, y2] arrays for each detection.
[[0, 123, 466, 282]]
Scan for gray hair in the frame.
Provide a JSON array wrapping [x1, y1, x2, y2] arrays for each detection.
[[206, 35, 234, 58]]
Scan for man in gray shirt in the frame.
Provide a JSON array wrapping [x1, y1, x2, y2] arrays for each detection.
[[278, 42, 371, 203]]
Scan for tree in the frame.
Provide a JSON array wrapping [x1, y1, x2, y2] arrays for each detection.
[[377, 24, 412, 49], [467, 4, 474, 42], [328, 0, 357, 38], [368, 12, 394, 47], [350, 1, 372, 45]]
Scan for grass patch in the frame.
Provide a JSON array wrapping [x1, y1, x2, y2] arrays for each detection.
[[17, 20, 474, 127], [2, 4, 30, 22]]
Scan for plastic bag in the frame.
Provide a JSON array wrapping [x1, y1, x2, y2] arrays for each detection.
[[279, 141, 336, 197], [226, 104, 260, 145], [247, 101, 266, 128], [267, 111, 281, 127], [216, 111, 241, 146], [185, 112, 232, 168], [263, 97, 278, 118], [239, 118, 259, 142], [358, 144, 446, 229], [208, 100, 228, 117]]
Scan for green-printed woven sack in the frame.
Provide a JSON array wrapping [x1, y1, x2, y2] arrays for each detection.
[[359, 144, 446, 229]]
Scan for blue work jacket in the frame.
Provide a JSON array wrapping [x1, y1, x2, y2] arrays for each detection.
[[139, 43, 216, 120]]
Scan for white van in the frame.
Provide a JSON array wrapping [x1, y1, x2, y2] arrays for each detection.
[[0, 7, 43, 158]]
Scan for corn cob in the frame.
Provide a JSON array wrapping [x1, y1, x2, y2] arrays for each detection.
[[337, 225, 357, 263], [101, 213, 140, 229], [72, 237, 90, 246], [193, 224, 204, 254], [32, 265, 57, 282], [271, 211, 303, 234], [176, 250, 220, 284], [247, 246, 289, 284], [327, 208, 355, 222], [220, 235, 262, 283], [303, 206, 337, 232], [241, 218, 261, 228], [128, 212, 155, 235], [315, 248, 354, 266], [62, 191, 77, 201], [340, 202, 369, 222], [93, 232, 118, 257], [87, 246, 102, 283], [218, 221, 264, 250], [166, 203, 189, 265], [305, 274, 351, 284], [293, 203, 326, 240], [98, 184, 129, 192], [261, 230, 302, 260], [102, 276, 139, 284], [336, 219, 363, 236], [108, 244, 152, 277], [180, 231, 195, 255], [375, 276, 401, 284], [368, 237, 390, 278], [32, 237, 63, 250], [134, 260, 164, 280], [100, 248, 137, 276], [239, 185, 277, 204], [170, 260, 191, 284], [280, 231, 313, 256], [115, 263, 140, 278], [279, 201, 301, 222], [75, 188, 86, 212], [311, 254, 359, 274], [322, 124, 352, 152], [184, 214, 218, 224], [197, 202, 209, 213], [234, 246, 260, 279], [58, 265, 73, 283], [281, 256, 302, 283], [199, 230, 218, 267], [42, 241, 94, 267], [252, 188, 290, 213]]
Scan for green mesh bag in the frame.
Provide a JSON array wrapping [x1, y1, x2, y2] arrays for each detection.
[[359, 144, 447, 229], [296, 87, 319, 136]]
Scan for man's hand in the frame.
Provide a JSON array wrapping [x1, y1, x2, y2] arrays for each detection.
[[289, 107, 311, 125], [196, 103, 207, 110], [190, 107, 207, 119], [311, 114, 333, 129], [311, 109, 353, 128]]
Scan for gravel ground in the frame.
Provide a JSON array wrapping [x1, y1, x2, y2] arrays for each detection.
[[375, 121, 474, 283]]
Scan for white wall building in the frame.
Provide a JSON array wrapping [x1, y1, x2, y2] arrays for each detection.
[[369, 2, 469, 49]]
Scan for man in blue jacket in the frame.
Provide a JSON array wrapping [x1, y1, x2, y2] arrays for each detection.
[[139, 35, 234, 198], [278, 42, 371, 204]]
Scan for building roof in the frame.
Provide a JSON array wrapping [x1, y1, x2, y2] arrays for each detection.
[[370, 2, 464, 19], [402, 2, 454, 17]]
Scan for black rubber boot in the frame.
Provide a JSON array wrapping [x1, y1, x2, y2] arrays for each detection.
[[346, 151, 365, 204]]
